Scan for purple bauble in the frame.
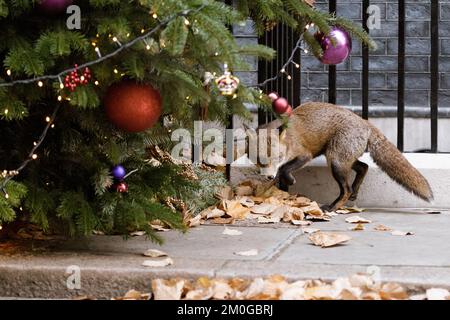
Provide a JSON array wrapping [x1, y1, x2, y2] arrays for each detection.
[[315, 27, 352, 65], [112, 165, 126, 180], [37, 0, 73, 15]]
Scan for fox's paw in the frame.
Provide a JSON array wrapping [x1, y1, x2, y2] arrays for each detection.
[[349, 193, 358, 201], [320, 204, 333, 213]]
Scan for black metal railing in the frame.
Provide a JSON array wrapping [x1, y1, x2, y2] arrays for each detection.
[[258, 0, 441, 154]]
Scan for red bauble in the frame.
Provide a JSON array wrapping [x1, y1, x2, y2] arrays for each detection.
[[104, 81, 162, 133], [115, 182, 128, 193], [273, 97, 289, 114], [37, 0, 73, 15]]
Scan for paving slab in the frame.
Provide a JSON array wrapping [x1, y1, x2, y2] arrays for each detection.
[[0, 209, 450, 298]]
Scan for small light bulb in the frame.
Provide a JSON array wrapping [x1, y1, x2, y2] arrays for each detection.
[[141, 29, 146, 34], [295, 63, 300, 68], [59, 83, 64, 89], [4, 109, 8, 115], [91, 42, 97, 47], [280, 68, 285, 73], [45, 116, 51, 122], [114, 69, 119, 74], [126, 33, 130, 38], [184, 18, 190, 26], [232, 94, 238, 99], [31, 154, 38, 160], [287, 75, 292, 80], [4, 193, 8, 199], [33, 142, 37, 146], [57, 95, 62, 101], [112, 36, 118, 42], [6, 69, 11, 76], [304, 49, 309, 54], [80, 75, 85, 81], [51, 124, 55, 128], [38, 81, 44, 87], [214, 52, 219, 56], [94, 81, 99, 86], [146, 44, 151, 50], [152, 13, 158, 19]]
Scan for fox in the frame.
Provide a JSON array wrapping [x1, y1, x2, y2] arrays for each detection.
[[257, 102, 433, 212]]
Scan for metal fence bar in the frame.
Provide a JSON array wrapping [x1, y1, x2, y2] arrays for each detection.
[[430, 0, 439, 153], [328, 0, 337, 104], [397, 0, 405, 152], [362, 0, 370, 120]]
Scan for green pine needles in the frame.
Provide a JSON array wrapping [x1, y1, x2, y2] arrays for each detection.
[[0, 0, 372, 240]]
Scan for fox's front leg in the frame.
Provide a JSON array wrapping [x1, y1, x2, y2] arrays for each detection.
[[277, 156, 312, 187]]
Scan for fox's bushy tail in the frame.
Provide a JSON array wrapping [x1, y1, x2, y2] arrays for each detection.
[[368, 125, 433, 201]]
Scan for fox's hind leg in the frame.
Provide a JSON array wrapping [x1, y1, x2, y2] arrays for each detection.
[[322, 160, 353, 212], [349, 160, 369, 201]]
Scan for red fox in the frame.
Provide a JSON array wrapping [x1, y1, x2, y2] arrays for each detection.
[[258, 102, 433, 212]]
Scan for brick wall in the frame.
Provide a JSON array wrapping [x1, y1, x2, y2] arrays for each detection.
[[301, 0, 450, 113]]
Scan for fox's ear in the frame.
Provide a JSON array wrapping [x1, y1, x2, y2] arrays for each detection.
[[279, 130, 287, 142]]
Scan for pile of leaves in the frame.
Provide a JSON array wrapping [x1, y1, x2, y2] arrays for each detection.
[[112, 274, 450, 300]]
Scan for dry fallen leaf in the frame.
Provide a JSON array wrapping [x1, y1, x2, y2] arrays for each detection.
[[121, 289, 151, 300], [143, 249, 168, 258], [349, 223, 365, 231], [345, 216, 372, 224], [130, 231, 145, 236], [142, 257, 174, 267], [239, 197, 255, 208], [336, 206, 365, 214], [150, 224, 170, 232], [426, 288, 450, 300], [258, 216, 281, 224], [291, 220, 311, 226], [206, 208, 225, 219], [302, 202, 324, 217], [250, 203, 279, 215], [222, 200, 250, 220], [374, 224, 392, 232], [309, 232, 351, 248], [302, 227, 320, 234], [212, 217, 235, 225], [222, 227, 243, 236], [187, 214, 203, 227], [379, 283, 409, 300], [152, 279, 185, 300], [391, 230, 415, 236], [234, 249, 258, 256]]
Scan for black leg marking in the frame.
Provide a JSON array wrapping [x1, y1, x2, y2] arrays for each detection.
[[349, 161, 369, 201], [277, 156, 311, 191]]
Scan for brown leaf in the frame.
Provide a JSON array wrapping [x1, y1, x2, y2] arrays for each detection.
[[258, 216, 281, 224], [152, 279, 185, 300], [345, 216, 372, 224], [291, 220, 311, 226], [250, 203, 279, 215], [239, 196, 255, 208], [212, 217, 235, 225], [222, 200, 250, 220], [206, 208, 226, 219], [309, 232, 351, 248], [374, 224, 392, 232], [143, 249, 168, 258], [379, 283, 409, 300], [142, 257, 174, 267], [302, 202, 324, 217], [349, 223, 365, 231], [187, 214, 203, 227]]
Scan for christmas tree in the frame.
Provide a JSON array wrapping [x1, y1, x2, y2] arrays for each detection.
[[0, 0, 372, 241]]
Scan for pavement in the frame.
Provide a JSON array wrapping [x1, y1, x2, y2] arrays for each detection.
[[1, 208, 450, 299]]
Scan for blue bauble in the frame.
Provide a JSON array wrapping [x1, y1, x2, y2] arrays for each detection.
[[112, 165, 126, 180]]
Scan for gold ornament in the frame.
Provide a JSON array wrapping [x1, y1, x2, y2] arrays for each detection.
[[215, 63, 240, 96]]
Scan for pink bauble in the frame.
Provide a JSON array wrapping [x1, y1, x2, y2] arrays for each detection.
[[273, 97, 289, 114], [37, 0, 73, 15], [315, 26, 352, 65], [268, 92, 279, 101]]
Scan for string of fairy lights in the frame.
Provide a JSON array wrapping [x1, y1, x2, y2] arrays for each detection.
[[0, 4, 314, 200], [0, 4, 208, 198]]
